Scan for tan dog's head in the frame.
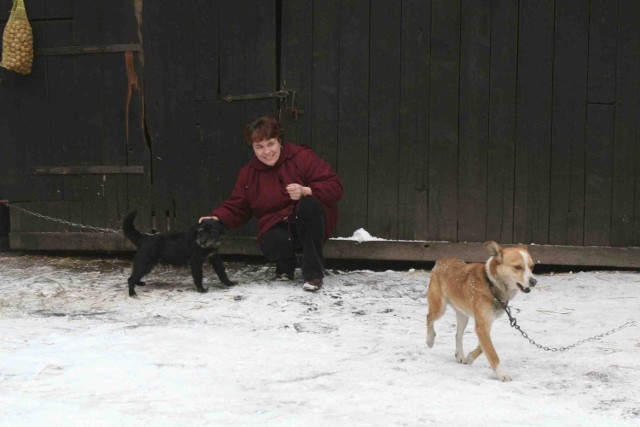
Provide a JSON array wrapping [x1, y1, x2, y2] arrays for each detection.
[[484, 241, 537, 293]]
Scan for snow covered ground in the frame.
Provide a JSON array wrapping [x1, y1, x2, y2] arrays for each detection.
[[0, 252, 639, 426]]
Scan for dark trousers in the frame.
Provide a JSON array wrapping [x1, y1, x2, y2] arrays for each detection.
[[260, 196, 326, 280]]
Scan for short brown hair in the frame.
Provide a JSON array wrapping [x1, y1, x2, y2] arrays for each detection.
[[243, 115, 283, 146]]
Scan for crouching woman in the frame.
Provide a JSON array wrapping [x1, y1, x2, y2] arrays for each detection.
[[200, 114, 343, 292]]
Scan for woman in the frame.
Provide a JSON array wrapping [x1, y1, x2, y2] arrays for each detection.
[[200, 115, 343, 292]]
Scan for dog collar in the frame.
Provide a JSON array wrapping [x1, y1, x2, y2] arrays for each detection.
[[485, 258, 509, 308]]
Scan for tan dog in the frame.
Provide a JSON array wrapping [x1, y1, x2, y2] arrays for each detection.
[[426, 241, 537, 381]]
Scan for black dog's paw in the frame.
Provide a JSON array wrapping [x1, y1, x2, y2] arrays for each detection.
[[129, 289, 138, 298], [223, 280, 237, 287], [196, 287, 209, 293]]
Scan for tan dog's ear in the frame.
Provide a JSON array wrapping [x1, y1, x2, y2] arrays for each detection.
[[484, 241, 503, 261]]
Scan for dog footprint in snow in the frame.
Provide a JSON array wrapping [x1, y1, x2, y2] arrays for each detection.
[[293, 322, 337, 334]]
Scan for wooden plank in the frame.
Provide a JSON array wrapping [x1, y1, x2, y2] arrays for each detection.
[[43, 0, 73, 20], [162, 0, 198, 231], [36, 44, 141, 56], [34, 166, 144, 175], [0, 61, 23, 201], [73, 1, 108, 229], [139, 1, 167, 233], [44, 18, 83, 202], [612, 1, 640, 247], [241, 0, 277, 130], [99, 2, 139, 230], [335, 0, 369, 237], [194, 0, 220, 101], [428, 0, 460, 241], [486, 0, 518, 243], [458, 0, 490, 242], [549, 0, 588, 246], [10, 233, 640, 268], [587, 0, 618, 105], [398, 0, 430, 240], [514, 1, 554, 244], [367, 0, 401, 239], [280, 0, 313, 144], [19, 20, 54, 201], [584, 105, 614, 246], [310, 0, 340, 166]]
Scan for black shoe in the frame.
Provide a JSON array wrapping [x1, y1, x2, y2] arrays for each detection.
[[274, 272, 295, 281]]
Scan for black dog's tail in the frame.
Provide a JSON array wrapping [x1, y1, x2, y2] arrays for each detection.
[[123, 211, 144, 247]]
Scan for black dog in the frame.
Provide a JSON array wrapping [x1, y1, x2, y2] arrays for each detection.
[[123, 211, 236, 297]]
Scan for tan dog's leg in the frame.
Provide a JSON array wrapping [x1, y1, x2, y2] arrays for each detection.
[[465, 345, 483, 365], [454, 310, 470, 363], [475, 317, 512, 381], [426, 278, 445, 347]]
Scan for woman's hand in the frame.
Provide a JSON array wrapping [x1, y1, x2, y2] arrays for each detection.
[[199, 216, 219, 223], [286, 184, 311, 201]]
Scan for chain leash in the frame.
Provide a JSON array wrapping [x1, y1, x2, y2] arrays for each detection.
[[2, 201, 120, 233], [499, 300, 636, 352]]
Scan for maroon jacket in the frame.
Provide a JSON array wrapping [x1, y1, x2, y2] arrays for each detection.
[[210, 142, 343, 241]]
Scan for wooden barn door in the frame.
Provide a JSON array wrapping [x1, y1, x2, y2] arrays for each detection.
[[140, 1, 279, 236], [2, 0, 148, 250]]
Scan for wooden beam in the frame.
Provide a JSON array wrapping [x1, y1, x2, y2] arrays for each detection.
[[33, 166, 144, 175], [8, 232, 640, 268], [36, 44, 141, 56]]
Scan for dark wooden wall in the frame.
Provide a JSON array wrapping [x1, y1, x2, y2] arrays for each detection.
[[1, 1, 640, 261]]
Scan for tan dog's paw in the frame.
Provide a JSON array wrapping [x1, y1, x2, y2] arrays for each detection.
[[495, 366, 512, 382]]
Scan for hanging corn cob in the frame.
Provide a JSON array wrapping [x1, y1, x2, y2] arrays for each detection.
[[1, 0, 33, 75]]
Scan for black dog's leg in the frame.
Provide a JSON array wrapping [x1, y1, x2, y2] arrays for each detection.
[[128, 259, 156, 297], [209, 253, 236, 286], [190, 259, 208, 293]]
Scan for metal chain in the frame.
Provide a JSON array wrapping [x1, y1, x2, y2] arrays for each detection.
[[501, 302, 636, 352], [5, 203, 119, 233]]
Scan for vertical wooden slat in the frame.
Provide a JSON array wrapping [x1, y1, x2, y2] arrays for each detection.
[[399, 0, 430, 240], [486, 0, 518, 243], [587, 0, 618, 105], [280, 0, 313, 145], [335, 0, 370, 237], [194, 0, 219, 102], [310, 0, 340, 167], [584, 105, 614, 246], [0, 67, 22, 201], [45, 19, 82, 203], [139, 0, 168, 232], [583, 0, 618, 246], [368, 0, 400, 239], [194, 1, 222, 220], [19, 20, 53, 201], [73, 1, 107, 228], [611, 2, 639, 246], [458, 0, 490, 242], [428, 0, 460, 241], [514, 1, 554, 244], [98, 1, 137, 230], [549, 0, 589, 246]]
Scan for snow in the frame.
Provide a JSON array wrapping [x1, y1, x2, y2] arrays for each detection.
[[1, 250, 639, 426]]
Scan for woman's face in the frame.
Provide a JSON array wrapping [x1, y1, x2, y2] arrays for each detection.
[[252, 138, 281, 166]]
